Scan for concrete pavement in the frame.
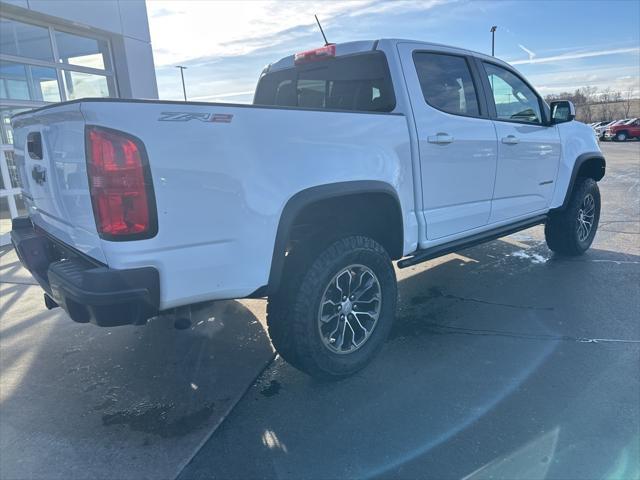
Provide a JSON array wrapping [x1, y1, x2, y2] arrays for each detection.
[[0, 252, 274, 479]]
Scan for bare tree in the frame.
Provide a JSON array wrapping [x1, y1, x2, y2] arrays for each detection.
[[544, 86, 600, 122], [599, 88, 613, 121], [544, 86, 631, 122], [579, 86, 599, 123], [623, 90, 633, 117]]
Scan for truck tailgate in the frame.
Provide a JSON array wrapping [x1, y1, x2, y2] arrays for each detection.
[[11, 103, 106, 264]]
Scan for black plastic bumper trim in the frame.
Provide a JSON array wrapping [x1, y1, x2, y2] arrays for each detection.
[[10, 217, 159, 327]]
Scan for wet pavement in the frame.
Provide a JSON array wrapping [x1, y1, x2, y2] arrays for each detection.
[[179, 143, 640, 480], [1, 143, 639, 480]]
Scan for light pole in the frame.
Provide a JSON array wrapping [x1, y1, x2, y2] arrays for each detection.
[[490, 26, 497, 56], [176, 65, 187, 101]]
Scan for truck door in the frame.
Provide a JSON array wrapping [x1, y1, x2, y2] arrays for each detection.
[[477, 60, 561, 223], [397, 43, 498, 240]]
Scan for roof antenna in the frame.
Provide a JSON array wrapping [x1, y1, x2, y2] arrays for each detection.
[[315, 14, 330, 46]]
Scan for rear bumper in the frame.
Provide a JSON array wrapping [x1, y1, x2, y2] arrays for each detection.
[[10, 217, 159, 327]]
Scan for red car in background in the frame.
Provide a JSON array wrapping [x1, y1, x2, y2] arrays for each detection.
[[605, 118, 640, 141]]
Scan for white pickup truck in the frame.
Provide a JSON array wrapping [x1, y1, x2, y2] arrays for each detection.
[[11, 39, 605, 378]]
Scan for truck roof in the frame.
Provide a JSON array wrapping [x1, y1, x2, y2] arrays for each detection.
[[266, 38, 514, 73]]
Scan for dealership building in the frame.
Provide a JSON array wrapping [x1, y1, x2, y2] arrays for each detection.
[[0, 0, 158, 239]]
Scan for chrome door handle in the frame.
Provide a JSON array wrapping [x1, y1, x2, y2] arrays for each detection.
[[427, 133, 454, 144], [502, 135, 519, 145]]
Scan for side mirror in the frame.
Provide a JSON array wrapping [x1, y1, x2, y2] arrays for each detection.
[[550, 100, 576, 124]]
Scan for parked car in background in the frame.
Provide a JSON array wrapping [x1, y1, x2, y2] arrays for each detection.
[[10, 39, 605, 378], [595, 120, 620, 140], [605, 118, 640, 141]]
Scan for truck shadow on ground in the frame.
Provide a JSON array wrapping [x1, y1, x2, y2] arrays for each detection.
[[0, 257, 274, 479], [179, 235, 640, 480]]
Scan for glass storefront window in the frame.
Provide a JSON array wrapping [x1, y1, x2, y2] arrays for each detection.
[[0, 61, 60, 102], [62, 70, 110, 99], [0, 15, 116, 223], [1, 107, 29, 145], [4, 151, 21, 188], [0, 61, 29, 100], [31, 66, 61, 101], [0, 17, 54, 61], [55, 30, 110, 70]]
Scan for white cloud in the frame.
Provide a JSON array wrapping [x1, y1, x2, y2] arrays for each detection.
[[526, 64, 640, 96], [147, 0, 444, 66], [147, 2, 638, 101], [189, 90, 255, 101], [517, 44, 536, 61], [510, 47, 639, 65], [147, 0, 369, 66]]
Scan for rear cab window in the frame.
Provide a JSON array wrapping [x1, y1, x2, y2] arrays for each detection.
[[254, 51, 396, 113]]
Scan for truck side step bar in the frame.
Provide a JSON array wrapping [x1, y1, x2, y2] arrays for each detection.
[[398, 215, 548, 269]]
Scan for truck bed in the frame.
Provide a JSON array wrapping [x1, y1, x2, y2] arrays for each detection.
[[12, 98, 416, 309]]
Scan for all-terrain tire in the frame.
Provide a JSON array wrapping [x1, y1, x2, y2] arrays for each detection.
[[267, 236, 397, 379], [545, 177, 601, 256]]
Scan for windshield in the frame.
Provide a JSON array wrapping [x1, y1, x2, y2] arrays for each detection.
[[254, 51, 396, 112]]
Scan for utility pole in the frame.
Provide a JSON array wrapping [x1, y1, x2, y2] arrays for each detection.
[[176, 65, 187, 101], [490, 26, 497, 56]]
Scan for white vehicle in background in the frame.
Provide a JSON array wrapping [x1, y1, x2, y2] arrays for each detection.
[[594, 120, 618, 140], [11, 39, 605, 378], [597, 118, 633, 140]]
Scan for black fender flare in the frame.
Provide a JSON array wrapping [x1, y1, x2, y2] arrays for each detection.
[[267, 180, 403, 294], [554, 151, 605, 212]]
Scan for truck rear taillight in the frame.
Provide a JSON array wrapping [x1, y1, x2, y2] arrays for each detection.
[[294, 44, 336, 65], [86, 126, 157, 240]]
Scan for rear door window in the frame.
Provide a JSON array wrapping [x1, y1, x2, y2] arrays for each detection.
[[413, 52, 481, 117], [254, 52, 395, 112]]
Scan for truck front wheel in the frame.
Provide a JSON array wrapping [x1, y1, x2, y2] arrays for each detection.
[[545, 177, 601, 256], [267, 236, 397, 379]]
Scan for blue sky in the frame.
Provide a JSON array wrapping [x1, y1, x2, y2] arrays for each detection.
[[146, 0, 640, 103]]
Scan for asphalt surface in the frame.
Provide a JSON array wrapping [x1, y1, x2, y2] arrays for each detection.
[[0, 260, 274, 479], [179, 142, 640, 480], [1, 142, 638, 480]]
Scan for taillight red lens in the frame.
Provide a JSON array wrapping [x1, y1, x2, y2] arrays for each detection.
[[294, 44, 336, 65], [86, 126, 157, 240]]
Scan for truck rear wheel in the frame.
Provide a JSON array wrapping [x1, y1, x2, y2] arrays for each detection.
[[545, 177, 600, 256], [267, 236, 397, 379]]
